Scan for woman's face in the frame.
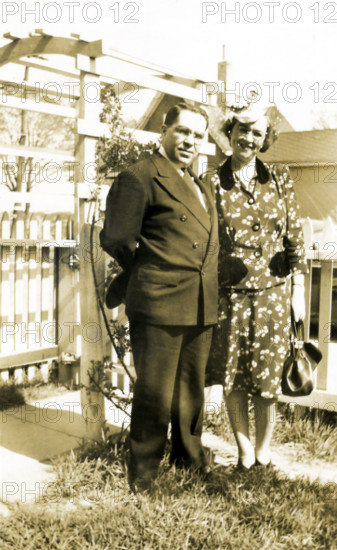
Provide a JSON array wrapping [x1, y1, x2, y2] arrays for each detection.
[[230, 117, 268, 165]]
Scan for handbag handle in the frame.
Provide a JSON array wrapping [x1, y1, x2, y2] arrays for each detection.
[[290, 309, 304, 344]]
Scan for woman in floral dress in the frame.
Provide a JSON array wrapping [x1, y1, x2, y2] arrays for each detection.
[[206, 106, 308, 469]]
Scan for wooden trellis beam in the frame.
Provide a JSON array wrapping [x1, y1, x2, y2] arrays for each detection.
[[77, 55, 206, 103], [0, 143, 74, 161], [16, 58, 80, 79], [0, 35, 104, 67], [0, 77, 80, 101], [0, 95, 77, 118]]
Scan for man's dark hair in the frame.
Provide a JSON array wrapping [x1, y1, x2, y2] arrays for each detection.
[[164, 103, 209, 129]]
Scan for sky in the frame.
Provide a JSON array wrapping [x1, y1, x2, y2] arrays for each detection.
[[0, 0, 336, 130]]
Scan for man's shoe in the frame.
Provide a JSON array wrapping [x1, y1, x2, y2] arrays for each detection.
[[129, 476, 155, 494], [170, 458, 212, 479], [123, 437, 157, 494], [197, 464, 213, 479]]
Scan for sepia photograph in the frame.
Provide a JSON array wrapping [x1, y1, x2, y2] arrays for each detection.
[[0, 1, 336, 548]]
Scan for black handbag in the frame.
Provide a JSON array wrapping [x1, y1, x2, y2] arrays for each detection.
[[282, 319, 322, 397]]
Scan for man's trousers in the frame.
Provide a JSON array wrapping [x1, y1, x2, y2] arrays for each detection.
[[128, 322, 213, 485]]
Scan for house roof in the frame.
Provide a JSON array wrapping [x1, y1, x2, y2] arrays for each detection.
[[260, 129, 337, 164], [259, 129, 337, 223], [294, 180, 337, 222]]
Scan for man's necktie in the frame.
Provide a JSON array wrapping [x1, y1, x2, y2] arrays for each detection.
[[183, 170, 208, 211]]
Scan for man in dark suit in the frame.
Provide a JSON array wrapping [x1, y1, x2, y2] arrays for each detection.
[[100, 103, 218, 491]]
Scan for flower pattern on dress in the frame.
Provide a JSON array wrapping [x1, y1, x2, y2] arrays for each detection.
[[205, 158, 308, 399]]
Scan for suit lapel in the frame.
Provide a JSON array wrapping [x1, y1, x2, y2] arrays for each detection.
[[151, 155, 212, 231], [188, 167, 215, 224], [188, 167, 218, 262]]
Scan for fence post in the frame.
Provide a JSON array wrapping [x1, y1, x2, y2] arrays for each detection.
[[79, 223, 105, 440], [317, 260, 333, 391], [75, 61, 106, 439], [304, 259, 312, 342], [57, 247, 80, 358]]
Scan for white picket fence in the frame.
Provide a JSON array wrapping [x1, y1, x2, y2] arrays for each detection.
[[0, 209, 76, 382]]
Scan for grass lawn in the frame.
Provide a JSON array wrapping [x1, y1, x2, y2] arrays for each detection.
[[0, 439, 336, 550], [0, 379, 71, 411], [273, 404, 337, 463], [208, 401, 337, 465], [1, 382, 336, 549]]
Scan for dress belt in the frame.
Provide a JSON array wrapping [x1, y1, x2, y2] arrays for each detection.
[[224, 281, 286, 295]]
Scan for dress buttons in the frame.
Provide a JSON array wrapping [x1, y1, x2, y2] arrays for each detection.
[[193, 242, 199, 249], [248, 198, 255, 205], [252, 222, 260, 232], [180, 215, 187, 222], [254, 249, 262, 258]]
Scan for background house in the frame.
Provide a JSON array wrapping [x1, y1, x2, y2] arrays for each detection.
[[261, 129, 337, 223], [260, 129, 337, 403]]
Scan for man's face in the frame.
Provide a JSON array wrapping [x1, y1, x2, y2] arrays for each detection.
[[161, 110, 207, 169]]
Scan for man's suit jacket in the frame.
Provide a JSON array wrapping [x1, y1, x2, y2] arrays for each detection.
[[100, 153, 218, 326]]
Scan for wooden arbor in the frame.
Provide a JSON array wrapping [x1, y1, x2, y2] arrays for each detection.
[[0, 31, 216, 438]]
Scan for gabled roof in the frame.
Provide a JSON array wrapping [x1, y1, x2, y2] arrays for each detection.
[[294, 181, 337, 222], [260, 129, 337, 164], [259, 129, 337, 222]]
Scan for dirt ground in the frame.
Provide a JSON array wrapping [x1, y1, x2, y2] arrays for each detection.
[[202, 431, 337, 486]]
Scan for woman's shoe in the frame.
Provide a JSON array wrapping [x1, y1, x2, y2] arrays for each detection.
[[254, 458, 273, 470], [235, 460, 253, 473]]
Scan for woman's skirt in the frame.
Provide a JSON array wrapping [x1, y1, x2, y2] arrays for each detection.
[[206, 283, 291, 399]]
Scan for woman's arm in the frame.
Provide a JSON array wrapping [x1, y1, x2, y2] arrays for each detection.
[[291, 273, 305, 321]]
